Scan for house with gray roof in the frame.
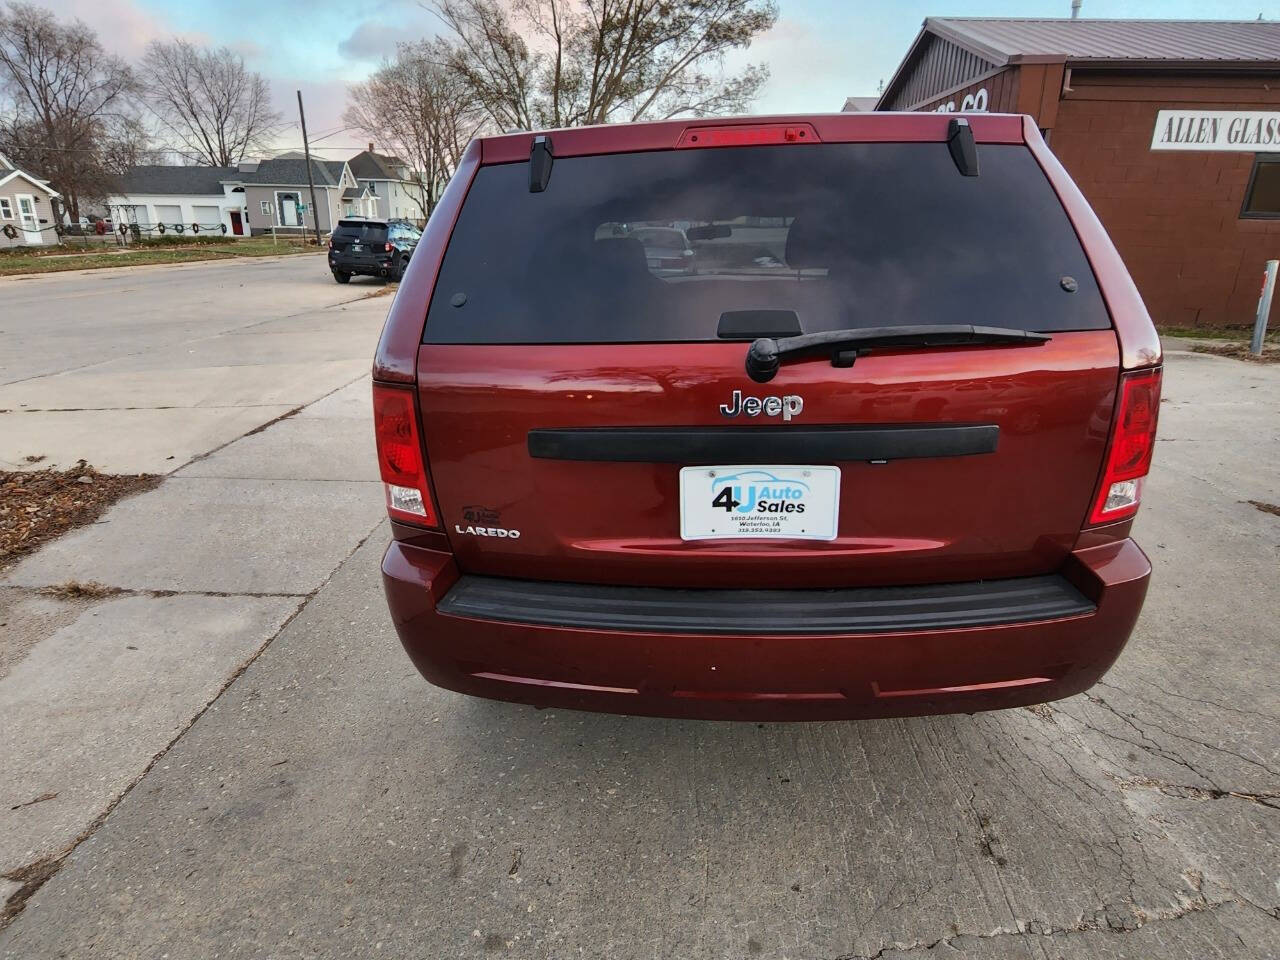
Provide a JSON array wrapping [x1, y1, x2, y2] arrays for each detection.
[[227, 157, 369, 236], [0, 150, 60, 248], [107, 156, 371, 238], [106, 165, 245, 237], [348, 145, 427, 224]]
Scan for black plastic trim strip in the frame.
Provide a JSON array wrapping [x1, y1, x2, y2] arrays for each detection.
[[527, 425, 998, 463], [437, 574, 1095, 636]]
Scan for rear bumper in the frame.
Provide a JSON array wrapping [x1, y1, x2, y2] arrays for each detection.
[[381, 539, 1150, 720], [329, 254, 394, 275]]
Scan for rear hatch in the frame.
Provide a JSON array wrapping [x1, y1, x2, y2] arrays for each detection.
[[416, 136, 1119, 589], [331, 220, 389, 267]]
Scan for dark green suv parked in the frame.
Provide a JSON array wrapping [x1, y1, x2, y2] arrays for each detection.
[[328, 218, 420, 283]]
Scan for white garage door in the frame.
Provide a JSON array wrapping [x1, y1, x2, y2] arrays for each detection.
[[192, 205, 220, 229], [153, 204, 182, 227]]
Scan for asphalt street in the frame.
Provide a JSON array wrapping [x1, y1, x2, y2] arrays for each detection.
[[0, 254, 389, 473], [0, 257, 1276, 958]]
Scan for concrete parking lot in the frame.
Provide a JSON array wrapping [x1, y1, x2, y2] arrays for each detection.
[[0, 257, 1277, 958]]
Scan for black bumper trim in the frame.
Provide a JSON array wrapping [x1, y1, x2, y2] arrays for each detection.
[[436, 574, 1095, 635]]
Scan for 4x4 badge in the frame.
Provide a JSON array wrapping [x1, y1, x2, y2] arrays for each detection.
[[719, 389, 803, 421]]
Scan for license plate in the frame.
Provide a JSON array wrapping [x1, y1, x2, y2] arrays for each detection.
[[679, 465, 840, 541], [352, 243, 363, 251]]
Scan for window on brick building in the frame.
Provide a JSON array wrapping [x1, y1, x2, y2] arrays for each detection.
[[1242, 155, 1280, 218]]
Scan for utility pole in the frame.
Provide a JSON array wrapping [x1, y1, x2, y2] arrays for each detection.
[[297, 90, 323, 248]]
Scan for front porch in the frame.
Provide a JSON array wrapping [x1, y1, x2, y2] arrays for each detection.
[[340, 184, 377, 219]]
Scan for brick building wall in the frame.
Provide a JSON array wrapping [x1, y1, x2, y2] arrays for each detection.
[[890, 58, 1280, 330], [1051, 73, 1280, 329]]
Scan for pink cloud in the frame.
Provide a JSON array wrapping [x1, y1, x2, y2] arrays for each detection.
[[39, 0, 209, 60]]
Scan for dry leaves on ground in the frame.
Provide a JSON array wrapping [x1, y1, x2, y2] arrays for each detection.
[[1, 461, 160, 568], [1189, 342, 1280, 363]]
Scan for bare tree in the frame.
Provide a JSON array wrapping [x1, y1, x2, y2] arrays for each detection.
[[141, 39, 282, 167], [0, 2, 144, 219], [431, 0, 777, 130], [345, 39, 486, 219]]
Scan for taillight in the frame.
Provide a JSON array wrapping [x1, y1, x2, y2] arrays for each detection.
[[1088, 367, 1162, 525], [384, 242, 393, 252], [372, 383, 439, 527], [327, 239, 333, 249]]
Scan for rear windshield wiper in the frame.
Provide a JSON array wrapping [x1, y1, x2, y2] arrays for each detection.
[[745, 324, 1051, 383]]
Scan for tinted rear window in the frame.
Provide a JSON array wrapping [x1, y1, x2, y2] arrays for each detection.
[[425, 143, 1109, 344], [334, 221, 387, 243]]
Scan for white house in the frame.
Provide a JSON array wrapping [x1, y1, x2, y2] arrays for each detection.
[[108, 158, 377, 238], [348, 146, 428, 224], [107, 166, 249, 237], [0, 150, 61, 248]]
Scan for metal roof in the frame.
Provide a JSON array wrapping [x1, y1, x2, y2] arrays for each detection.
[[927, 17, 1280, 66], [841, 96, 880, 112]]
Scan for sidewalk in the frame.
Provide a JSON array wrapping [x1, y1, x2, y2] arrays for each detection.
[[0, 375, 384, 904]]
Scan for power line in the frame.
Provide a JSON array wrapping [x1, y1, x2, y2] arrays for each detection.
[[8, 141, 376, 156], [310, 126, 358, 145]]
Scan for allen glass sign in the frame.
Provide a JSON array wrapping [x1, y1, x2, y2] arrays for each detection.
[[1151, 110, 1280, 152]]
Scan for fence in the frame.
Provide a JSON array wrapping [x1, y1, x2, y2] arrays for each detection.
[[0, 219, 238, 250], [0, 221, 116, 249], [115, 220, 233, 242]]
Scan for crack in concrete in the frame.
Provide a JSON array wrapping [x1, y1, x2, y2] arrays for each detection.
[[171, 370, 366, 474], [0, 859, 59, 929], [1120, 678, 1280, 724], [0, 517, 384, 933], [1045, 691, 1280, 811], [1061, 692, 1232, 790], [32, 582, 307, 600], [1111, 774, 1280, 811], [836, 894, 1238, 959]]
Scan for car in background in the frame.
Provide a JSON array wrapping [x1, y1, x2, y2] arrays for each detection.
[[328, 218, 420, 283], [629, 225, 695, 275]]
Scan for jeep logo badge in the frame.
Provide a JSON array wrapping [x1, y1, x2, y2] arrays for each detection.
[[719, 389, 803, 421]]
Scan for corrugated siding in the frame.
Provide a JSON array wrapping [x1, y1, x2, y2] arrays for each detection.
[[914, 68, 1018, 115], [883, 35, 997, 111]]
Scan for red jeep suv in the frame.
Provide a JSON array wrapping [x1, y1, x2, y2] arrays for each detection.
[[373, 113, 1161, 721]]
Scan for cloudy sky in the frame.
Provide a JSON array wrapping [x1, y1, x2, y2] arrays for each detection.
[[36, 0, 1280, 159]]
